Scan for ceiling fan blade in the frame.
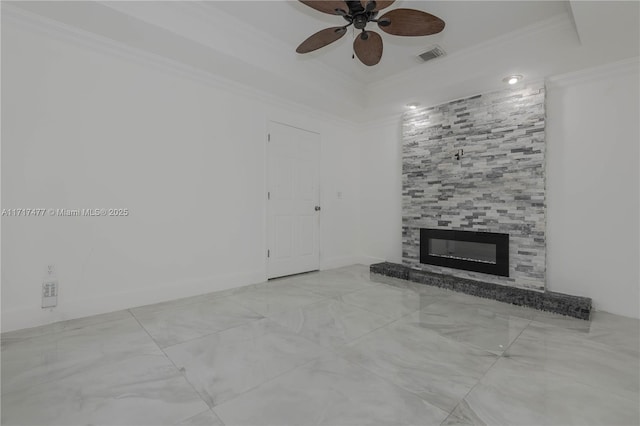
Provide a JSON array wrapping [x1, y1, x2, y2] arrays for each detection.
[[353, 31, 383, 66], [360, 0, 395, 11], [296, 27, 347, 53], [377, 8, 445, 36], [299, 1, 349, 15]]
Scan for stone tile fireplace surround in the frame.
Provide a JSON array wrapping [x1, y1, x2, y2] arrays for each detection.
[[403, 84, 546, 291], [385, 83, 592, 319]]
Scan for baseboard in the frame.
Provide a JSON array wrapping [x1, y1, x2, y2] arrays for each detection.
[[1, 270, 266, 333], [319, 256, 387, 270], [319, 256, 361, 271], [354, 255, 386, 266]]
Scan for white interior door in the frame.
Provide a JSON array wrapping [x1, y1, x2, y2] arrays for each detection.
[[267, 121, 320, 279]]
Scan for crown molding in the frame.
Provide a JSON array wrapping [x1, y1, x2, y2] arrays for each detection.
[[2, 3, 360, 129], [98, 0, 363, 99], [368, 13, 575, 93], [546, 56, 640, 88], [181, 1, 362, 94]]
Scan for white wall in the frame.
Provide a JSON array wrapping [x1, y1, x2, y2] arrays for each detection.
[[3, 8, 638, 333], [359, 120, 403, 265], [359, 60, 640, 319], [1, 19, 361, 332], [546, 60, 639, 318]]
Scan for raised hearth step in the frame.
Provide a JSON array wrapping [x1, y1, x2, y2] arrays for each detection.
[[370, 262, 591, 320]]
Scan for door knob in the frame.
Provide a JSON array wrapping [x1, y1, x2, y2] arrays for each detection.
[[315, 206, 321, 211]]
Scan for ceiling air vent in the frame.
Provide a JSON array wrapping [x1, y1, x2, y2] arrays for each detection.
[[418, 45, 446, 62]]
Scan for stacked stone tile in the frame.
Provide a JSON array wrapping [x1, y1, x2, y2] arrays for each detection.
[[402, 84, 546, 291]]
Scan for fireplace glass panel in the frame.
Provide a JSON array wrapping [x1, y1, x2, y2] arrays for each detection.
[[428, 239, 497, 264]]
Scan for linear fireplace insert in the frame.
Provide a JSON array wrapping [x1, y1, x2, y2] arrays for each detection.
[[420, 229, 509, 277]]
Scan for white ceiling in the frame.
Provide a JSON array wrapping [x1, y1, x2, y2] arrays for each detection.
[[210, 1, 570, 84], [4, 1, 639, 122]]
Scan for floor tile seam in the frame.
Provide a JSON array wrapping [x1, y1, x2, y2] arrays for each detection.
[[240, 308, 361, 359], [251, 280, 333, 297], [365, 305, 522, 358], [496, 357, 640, 405], [255, 285, 398, 321], [257, 285, 328, 299], [527, 316, 597, 331], [340, 304, 426, 348], [227, 286, 332, 315], [437, 318, 533, 423], [496, 343, 640, 404], [209, 354, 326, 414], [213, 349, 449, 422], [1, 315, 328, 400], [129, 310, 213, 417], [129, 291, 263, 320], [244, 272, 381, 306], [0, 331, 179, 399], [418, 300, 538, 323], [414, 304, 534, 339], [524, 320, 640, 355], [218, 295, 285, 320], [495, 316, 532, 358], [333, 285, 442, 321], [146, 313, 272, 350], [326, 298, 403, 323], [0, 310, 138, 345], [329, 350, 459, 417], [234, 292, 331, 321], [406, 324, 529, 357], [1, 276, 372, 341], [300, 282, 384, 299], [509, 320, 640, 359], [159, 316, 299, 351], [0, 364, 115, 398], [328, 353, 451, 420], [129, 299, 211, 317], [511, 320, 640, 354], [438, 338, 507, 425], [139, 297, 507, 379], [179, 409, 227, 426], [0, 321, 164, 378], [165, 298, 415, 408], [155, 317, 339, 411], [210, 409, 227, 426]]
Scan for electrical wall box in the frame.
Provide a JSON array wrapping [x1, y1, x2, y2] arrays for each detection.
[[42, 280, 58, 308]]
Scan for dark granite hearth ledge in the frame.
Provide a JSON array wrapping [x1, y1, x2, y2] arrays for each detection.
[[370, 262, 592, 320]]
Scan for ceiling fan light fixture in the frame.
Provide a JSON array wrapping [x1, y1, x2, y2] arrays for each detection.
[[503, 75, 523, 85]]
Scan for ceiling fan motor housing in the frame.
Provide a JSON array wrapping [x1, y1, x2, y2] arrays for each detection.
[[354, 14, 368, 29]]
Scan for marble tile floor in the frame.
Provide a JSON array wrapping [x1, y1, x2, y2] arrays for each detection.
[[1, 265, 639, 425]]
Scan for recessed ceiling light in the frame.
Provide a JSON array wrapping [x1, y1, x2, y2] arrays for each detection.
[[407, 102, 420, 110], [503, 75, 523, 85]]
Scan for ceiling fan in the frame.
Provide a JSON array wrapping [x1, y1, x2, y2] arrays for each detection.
[[296, 1, 445, 66]]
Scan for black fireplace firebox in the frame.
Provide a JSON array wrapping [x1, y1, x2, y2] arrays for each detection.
[[420, 229, 509, 277]]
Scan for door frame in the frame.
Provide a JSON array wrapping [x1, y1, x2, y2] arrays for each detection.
[[265, 119, 322, 279]]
